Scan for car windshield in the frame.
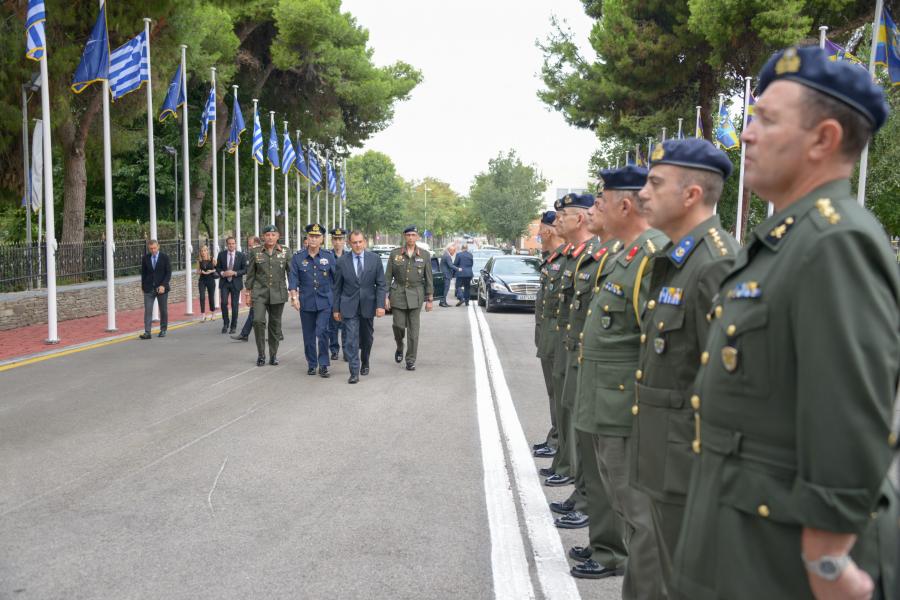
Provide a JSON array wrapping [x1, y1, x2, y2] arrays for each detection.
[[473, 257, 490, 273], [491, 258, 541, 276]]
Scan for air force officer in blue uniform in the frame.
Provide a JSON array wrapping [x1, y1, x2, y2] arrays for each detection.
[[289, 223, 336, 377]]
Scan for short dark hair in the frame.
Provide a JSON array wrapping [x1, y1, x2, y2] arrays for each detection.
[[679, 170, 724, 207], [226, 236, 236, 244], [148, 239, 159, 247], [801, 87, 873, 159], [349, 230, 365, 241], [248, 235, 260, 245]]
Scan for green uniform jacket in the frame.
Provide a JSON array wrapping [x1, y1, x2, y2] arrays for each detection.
[[575, 229, 668, 437], [672, 180, 900, 600], [537, 243, 570, 359], [385, 246, 434, 310], [630, 215, 738, 505], [565, 239, 621, 355], [244, 244, 291, 304], [535, 249, 552, 350], [557, 240, 593, 332]]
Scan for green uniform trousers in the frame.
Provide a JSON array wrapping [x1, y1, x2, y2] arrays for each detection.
[[649, 498, 684, 593], [540, 355, 558, 448], [253, 300, 285, 358], [576, 427, 627, 566], [392, 307, 422, 363], [549, 338, 574, 478]]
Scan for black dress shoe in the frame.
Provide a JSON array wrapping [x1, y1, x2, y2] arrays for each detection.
[[360, 365, 369, 376], [348, 373, 359, 384], [221, 326, 228, 334], [229, 328, 236, 334], [533, 446, 557, 458], [549, 499, 576, 515], [539, 467, 556, 477], [555, 511, 589, 529], [307, 367, 317, 375], [139, 332, 152, 340], [394, 348, 403, 363], [269, 356, 279, 366], [570, 559, 624, 579], [405, 361, 416, 371], [318, 366, 330, 378], [532, 442, 549, 451], [439, 301, 449, 307], [231, 334, 248, 341], [330, 351, 339, 360], [568, 546, 592, 562], [257, 356, 266, 367], [544, 474, 574, 487], [157, 331, 166, 338]]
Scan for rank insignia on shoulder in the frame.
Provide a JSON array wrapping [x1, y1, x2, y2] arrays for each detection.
[[766, 216, 795, 244], [670, 236, 695, 265], [572, 242, 586, 258], [816, 198, 841, 225], [593, 247, 608, 261], [603, 281, 625, 297], [658, 287, 684, 305], [626, 245, 640, 262], [727, 281, 762, 300]]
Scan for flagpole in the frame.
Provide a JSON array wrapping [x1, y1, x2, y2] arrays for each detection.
[[819, 26, 828, 48], [625, 151, 629, 165], [856, 0, 883, 207], [661, 128, 666, 143], [695, 106, 701, 138], [38, 17, 58, 343], [143, 18, 161, 324], [269, 111, 276, 227], [677, 118, 683, 139], [735, 76, 751, 243], [283, 120, 290, 249], [647, 137, 652, 163], [252, 98, 259, 236], [210, 67, 219, 261], [180, 44, 193, 315], [295, 133, 301, 244], [233, 85, 241, 251], [101, 0, 116, 332]]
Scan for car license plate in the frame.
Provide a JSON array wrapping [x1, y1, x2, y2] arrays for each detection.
[[518, 294, 536, 301]]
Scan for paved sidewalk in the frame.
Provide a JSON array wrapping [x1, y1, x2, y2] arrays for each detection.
[[0, 299, 246, 366]]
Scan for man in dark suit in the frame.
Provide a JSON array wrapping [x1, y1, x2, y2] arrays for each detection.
[[216, 236, 247, 334], [333, 230, 387, 384], [232, 235, 260, 341], [139, 239, 171, 339], [439, 243, 456, 307], [452, 244, 474, 306]]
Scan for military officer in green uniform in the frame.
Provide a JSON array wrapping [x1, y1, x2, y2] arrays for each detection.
[[628, 138, 739, 592], [575, 165, 668, 598], [384, 225, 434, 370], [242, 224, 291, 367], [533, 210, 563, 459], [672, 47, 898, 600]]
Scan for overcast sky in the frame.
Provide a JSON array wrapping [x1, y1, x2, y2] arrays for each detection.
[[341, 0, 598, 208]]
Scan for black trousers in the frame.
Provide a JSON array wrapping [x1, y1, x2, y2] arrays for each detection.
[[456, 277, 472, 304], [239, 307, 254, 337], [198, 277, 216, 312], [220, 281, 240, 328]]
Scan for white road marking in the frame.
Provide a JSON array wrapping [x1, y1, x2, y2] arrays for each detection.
[[207, 457, 228, 514], [467, 305, 536, 600], [475, 307, 582, 600]]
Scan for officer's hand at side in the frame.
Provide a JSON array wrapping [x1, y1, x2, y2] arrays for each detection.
[[384, 299, 391, 311], [425, 300, 433, 313], [333, 312, 341, 322], [375, 308, 385, 318], [808, 563, 873, 600], [291, 298, 301, 311]]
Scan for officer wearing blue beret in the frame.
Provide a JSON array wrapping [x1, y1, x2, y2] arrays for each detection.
[[289, 223, 337, 377], [672, 46, 898, 600]]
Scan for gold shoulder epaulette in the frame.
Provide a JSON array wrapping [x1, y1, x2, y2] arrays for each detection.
[[815, 198, 841, 225]]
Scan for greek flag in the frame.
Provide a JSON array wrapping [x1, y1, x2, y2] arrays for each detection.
[[251, 107, 264, 164], [267, 124, 280, 169], [71, 2, 109, 94], [158, 65, 184, 122], [197, 86, 216, 147], [282, 126, 296, 173], [340, 169, 346, 200], [295, 137, 309, 178], [326, 161, 337, 194], [308, 148, 322, 188], [25, 0, 46, 61], [227, 97, 245, 154], [109, 31, 148, 100]]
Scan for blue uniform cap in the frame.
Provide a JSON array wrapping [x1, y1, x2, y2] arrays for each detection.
[[758, 46, 889, 131], [330, 227, 346, 237], [599, 165, 648, 191], [553, 197, 564, 211], [540, 210, 557, 225], [649, 138, 733, 179], [561, 193, 594, 209], [262, 224, 279, 233], [403, 225, 418, 234], [305, 223, 324, 235]]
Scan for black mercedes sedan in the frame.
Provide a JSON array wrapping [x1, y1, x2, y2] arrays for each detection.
[[476, 255, 542, 312]]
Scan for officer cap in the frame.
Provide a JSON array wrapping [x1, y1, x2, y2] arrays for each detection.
[[540, 210, 557, 225], [262, 224, 279, 234], [561, 193, 594, 209], [553, 197, 564, 211], [330, 227, 346, 237], [599, 165, 648, 191], [758, 46, 889, 131], [649, 138, 733, 179], [305, 223, 324, 235], [403, 225, 418, 234]]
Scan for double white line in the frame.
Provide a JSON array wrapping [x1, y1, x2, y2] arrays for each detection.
[[468, 305, 582, 600]]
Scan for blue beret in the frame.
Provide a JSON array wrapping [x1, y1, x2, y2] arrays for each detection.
[[305, 223, 324, 235], [540, 211, 557, 225], [403, 225, 418, 234], [649, 138, 733, 179], [553, 197, 565, 211], [262, 224, 278, 233], [560, 193, 594, 209], [599, 165, 648, 191], [758, 46, 889, 131]]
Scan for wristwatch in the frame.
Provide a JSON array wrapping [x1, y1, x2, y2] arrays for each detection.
[[802, 553, 852, 581]]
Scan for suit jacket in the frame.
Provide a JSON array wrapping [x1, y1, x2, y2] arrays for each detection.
[[215, 249, 247, 289], [333, 250, 386, 319], [141, 251, 172, 293], [453, 251, 475, 278], [440, 251, 456, 280]]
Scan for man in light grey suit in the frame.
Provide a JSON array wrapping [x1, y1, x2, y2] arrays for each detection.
[[439, 243, 457, 307], [333, 231, 387, 384]]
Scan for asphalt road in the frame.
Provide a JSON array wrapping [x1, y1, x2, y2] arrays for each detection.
[[0, 302, 622, 600]]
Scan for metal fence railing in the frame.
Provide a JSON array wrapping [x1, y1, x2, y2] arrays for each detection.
[[0, 238, 213, 293]]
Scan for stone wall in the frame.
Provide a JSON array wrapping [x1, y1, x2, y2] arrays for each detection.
[[0, 272, 198, 331]]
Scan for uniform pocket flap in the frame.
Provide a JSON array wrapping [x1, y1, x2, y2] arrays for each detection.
[[598, 292, 628, 313], [652, 306, 685, 333], [720, 461, 800, 525], [722, 303, 768, 335], [637, 383, 687, 409]]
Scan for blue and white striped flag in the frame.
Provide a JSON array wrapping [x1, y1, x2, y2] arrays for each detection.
[[197, 86, 216, 147], [308, 148, 322, 188], [295, 136, 309, 178], [25, 0, 46, 61], [267, 124, 280, 169], [326, 160, 337, 194], [251, 107, 264, 164], [340, 169, 346, 200], [282, 126, 296, 173], [109, 31, 148, 100]]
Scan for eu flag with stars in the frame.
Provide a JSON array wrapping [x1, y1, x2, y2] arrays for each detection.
[[227, 97, 245, 154], [295, 136, 309, 178], [25, 0, 46, 61], [267, 124, 280, 169], [158, 65, 184, 123], [71, 2, 109, 94]]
